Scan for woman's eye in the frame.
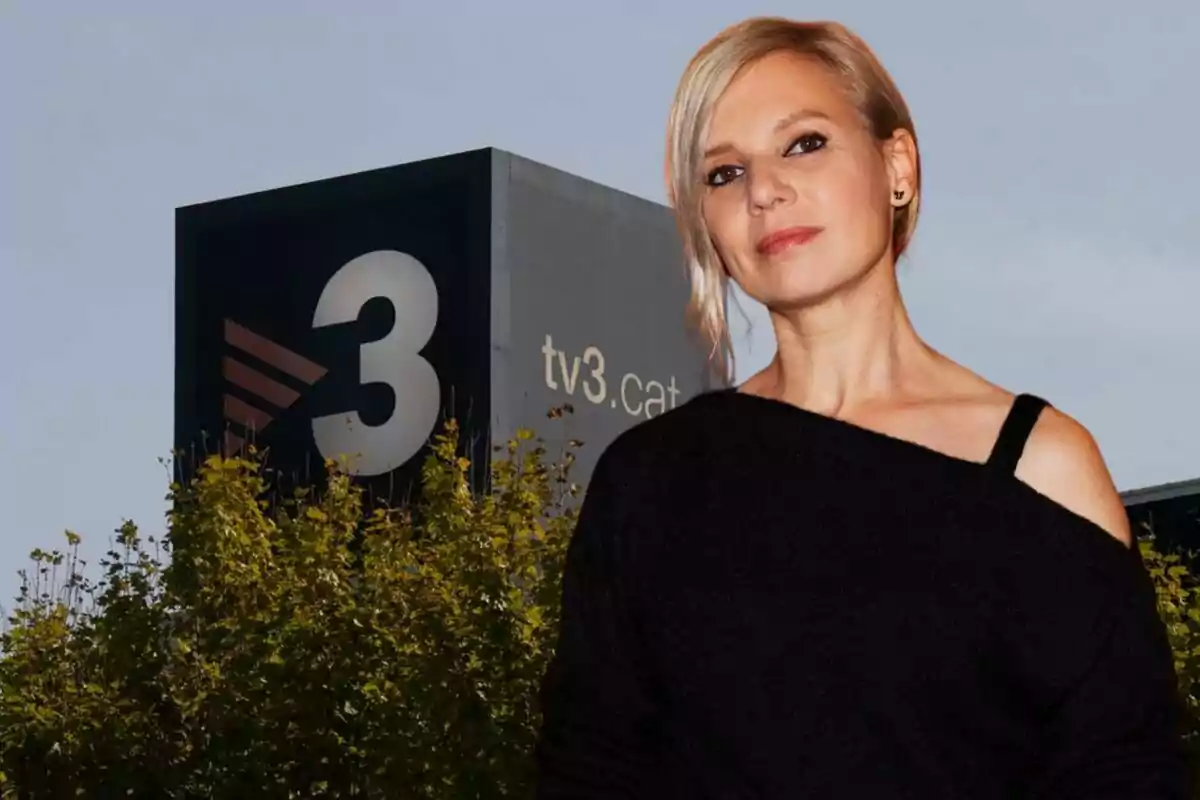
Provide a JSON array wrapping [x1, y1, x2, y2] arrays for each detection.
[[705, 133, 829, 187], [705, 165, 743, 187], [786, 132, 828, 155]]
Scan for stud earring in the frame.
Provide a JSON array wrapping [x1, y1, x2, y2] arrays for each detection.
[[893, 189, 905, 201]]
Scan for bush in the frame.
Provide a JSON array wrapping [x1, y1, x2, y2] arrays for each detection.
[[0, 418, 580, 798], [1137, 533, 1200, 781], [2, 417, 1200, 796]]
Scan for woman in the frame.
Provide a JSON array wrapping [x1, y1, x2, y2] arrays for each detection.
[[535, 16, 1189, 798]]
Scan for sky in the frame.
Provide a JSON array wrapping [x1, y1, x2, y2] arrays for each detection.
[[2, 1, 1198, 607]]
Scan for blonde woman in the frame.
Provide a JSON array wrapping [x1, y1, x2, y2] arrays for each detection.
[[535, 17, 1189, 797]]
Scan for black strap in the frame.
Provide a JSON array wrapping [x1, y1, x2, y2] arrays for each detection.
[[986, 393, 1049, 474]]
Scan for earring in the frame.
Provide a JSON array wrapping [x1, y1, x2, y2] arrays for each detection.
[[893, 189, 905, 201]]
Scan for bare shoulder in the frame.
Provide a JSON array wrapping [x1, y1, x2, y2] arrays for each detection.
[[1014, 404, 1132, 548]]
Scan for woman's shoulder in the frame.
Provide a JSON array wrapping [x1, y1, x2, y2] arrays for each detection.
[[847, 357, 1131, 552], [912, 373, 1132, 552], [1011, 400, 1133, 550]]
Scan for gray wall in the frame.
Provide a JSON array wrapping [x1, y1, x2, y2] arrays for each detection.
[[491, 150, 714, 481]]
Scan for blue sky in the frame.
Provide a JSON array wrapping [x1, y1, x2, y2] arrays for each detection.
[[2, 1, 1198, 606]]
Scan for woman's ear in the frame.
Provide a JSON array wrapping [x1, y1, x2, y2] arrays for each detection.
[[883, 128, 918, 205]]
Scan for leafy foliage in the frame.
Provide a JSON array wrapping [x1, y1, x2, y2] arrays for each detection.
[[1138, 533, 1200, 782], [0, 418, 580, 798]]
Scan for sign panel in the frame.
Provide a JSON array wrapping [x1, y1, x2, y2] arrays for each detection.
[[175, 148, 712, 504]]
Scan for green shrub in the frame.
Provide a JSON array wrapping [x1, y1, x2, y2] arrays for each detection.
[[1138, 532, 1200, 784], [0, 418, 580, 798]]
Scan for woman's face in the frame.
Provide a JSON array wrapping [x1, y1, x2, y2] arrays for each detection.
[[700, 51, 913, 311]]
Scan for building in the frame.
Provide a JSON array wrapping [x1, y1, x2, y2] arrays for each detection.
[[1122, 477, 1200, 559], [175, 148, 715, 505]]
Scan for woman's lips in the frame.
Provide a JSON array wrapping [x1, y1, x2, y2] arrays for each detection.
[[755, 226, 824, 256]]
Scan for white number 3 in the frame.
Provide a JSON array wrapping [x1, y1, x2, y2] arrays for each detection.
[[311, 250, 440, 476]]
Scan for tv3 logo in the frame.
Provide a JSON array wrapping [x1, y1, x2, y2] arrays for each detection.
[[222, 250, 440, 477]]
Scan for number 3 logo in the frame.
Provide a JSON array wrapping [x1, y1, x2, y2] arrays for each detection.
[[311, 250, 440, 476]]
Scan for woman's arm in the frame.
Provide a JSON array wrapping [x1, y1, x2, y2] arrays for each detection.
[[1020, 409, 1192, 797], [1028, 556, 1191, 797], [535, 446, 661, 797]]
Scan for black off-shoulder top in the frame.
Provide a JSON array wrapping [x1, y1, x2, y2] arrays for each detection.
[[536, 391, 1190, 798]]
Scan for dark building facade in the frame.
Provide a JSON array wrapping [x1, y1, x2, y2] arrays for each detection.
[[175, 148, 715, 504], [1123, 477, 1200, 560]]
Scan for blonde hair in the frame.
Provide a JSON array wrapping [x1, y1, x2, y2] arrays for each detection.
[[665, 17, 922, 384]]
